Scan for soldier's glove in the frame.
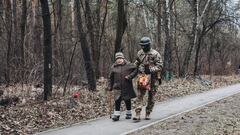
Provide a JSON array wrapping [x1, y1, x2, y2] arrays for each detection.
[[149, 66, 156, 73], [139, 66, 145, 73]]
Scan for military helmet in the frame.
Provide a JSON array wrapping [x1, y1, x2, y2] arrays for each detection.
[[139, 37, 151, 46]]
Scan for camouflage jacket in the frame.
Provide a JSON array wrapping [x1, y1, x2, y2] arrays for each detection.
[[134, 48, 163, 74]]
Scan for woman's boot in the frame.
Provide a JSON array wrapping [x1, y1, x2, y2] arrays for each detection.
[[133, 108, 141, 121], [145, 112, 151, 120], [112, 111, 120, 121], [125, 110, 132, 119]]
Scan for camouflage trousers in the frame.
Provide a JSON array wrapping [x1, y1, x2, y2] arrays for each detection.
[[135, 79, 159, 115]]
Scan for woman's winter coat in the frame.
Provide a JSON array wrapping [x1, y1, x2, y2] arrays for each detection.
[[108, 61, 138, 100]]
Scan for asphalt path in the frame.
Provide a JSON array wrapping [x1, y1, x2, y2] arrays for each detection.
[[37, 84, 240, 135]]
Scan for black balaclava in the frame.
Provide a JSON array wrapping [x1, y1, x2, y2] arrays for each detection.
[[142, 44, 151, 53]]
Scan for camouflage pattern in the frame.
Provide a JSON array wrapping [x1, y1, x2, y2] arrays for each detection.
[[134, 48, 163, 116], [134, 49, 163, 74]]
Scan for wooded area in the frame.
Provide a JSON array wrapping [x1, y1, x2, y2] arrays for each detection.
[[0, 0, 240, 99]]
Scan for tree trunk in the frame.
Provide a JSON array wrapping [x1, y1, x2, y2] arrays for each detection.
[[56, 0, 66, 75], [193, 34, 203, 76], [173, 1, 179, 75], [208, 33, 214, 78], [163, 0, 173, 81], [0, 0, 2, 36], [20, 0, 27, 72], [157, 0, 162, 51], [114, 0, 127, 53], [5, 0, 12, 85], [32, 0, 42, 60], [51, 0, 57, 73], [71, 0, 77, 42], [180, 0, 198, 77], [98, 0, 108, 48], [75, 0, 96, 91], [40, 0, 53, 100], [51, 0, 61, 77], [180, 0, 211, 77], [12, 0, 18, 64], [85, 0, 100, 79], [98, 0, 108, 76]]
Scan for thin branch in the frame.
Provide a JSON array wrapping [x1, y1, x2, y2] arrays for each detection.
[[99, 0, 109, 45], [63, 41, 78, 96]]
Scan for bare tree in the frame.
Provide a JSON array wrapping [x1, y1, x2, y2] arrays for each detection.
[[0, 0, 239, 92], [85, 0, 100, 79], [56, 0, 66, 75], [75, 0, 96, 91], [157, 0, 162, 50], [5, 0, 12, 85], [193, 0, 226, 76], [40, 0, 53, 100], [180, 0, 211, 77], [0, 0, 2, 36], [32, 0, 42, 60], [20, 0, 27, 73], [114, 0, 127, 53], [179, 0, 197, 77], [163, 0, 173, 80], [12, 0, 18, 64]]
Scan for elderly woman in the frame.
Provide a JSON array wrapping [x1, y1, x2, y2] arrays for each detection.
[[107, 52, 138, 121]]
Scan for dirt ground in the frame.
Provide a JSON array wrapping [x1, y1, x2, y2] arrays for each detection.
[[0, 75, 240, 134], [131, 93, 240, 135]]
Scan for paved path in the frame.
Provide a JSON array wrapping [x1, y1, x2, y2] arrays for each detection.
[[37, 84, 240, 135]]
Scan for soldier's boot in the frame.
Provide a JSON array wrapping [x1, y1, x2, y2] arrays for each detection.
[[145, 111, 151, 120], [125, 110, 132, 119], [133, 108, 141, 121], [112, 111, 120, 121]]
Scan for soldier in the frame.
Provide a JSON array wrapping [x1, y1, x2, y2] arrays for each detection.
[[133, 37, 163, 121]]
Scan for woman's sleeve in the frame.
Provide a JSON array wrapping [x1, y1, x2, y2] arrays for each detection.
[[126, 64, 138, 79], [107, 66, 114, 91]]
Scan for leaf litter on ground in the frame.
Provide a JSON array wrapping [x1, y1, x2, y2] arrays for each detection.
[[0, 75, 240, 134]]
